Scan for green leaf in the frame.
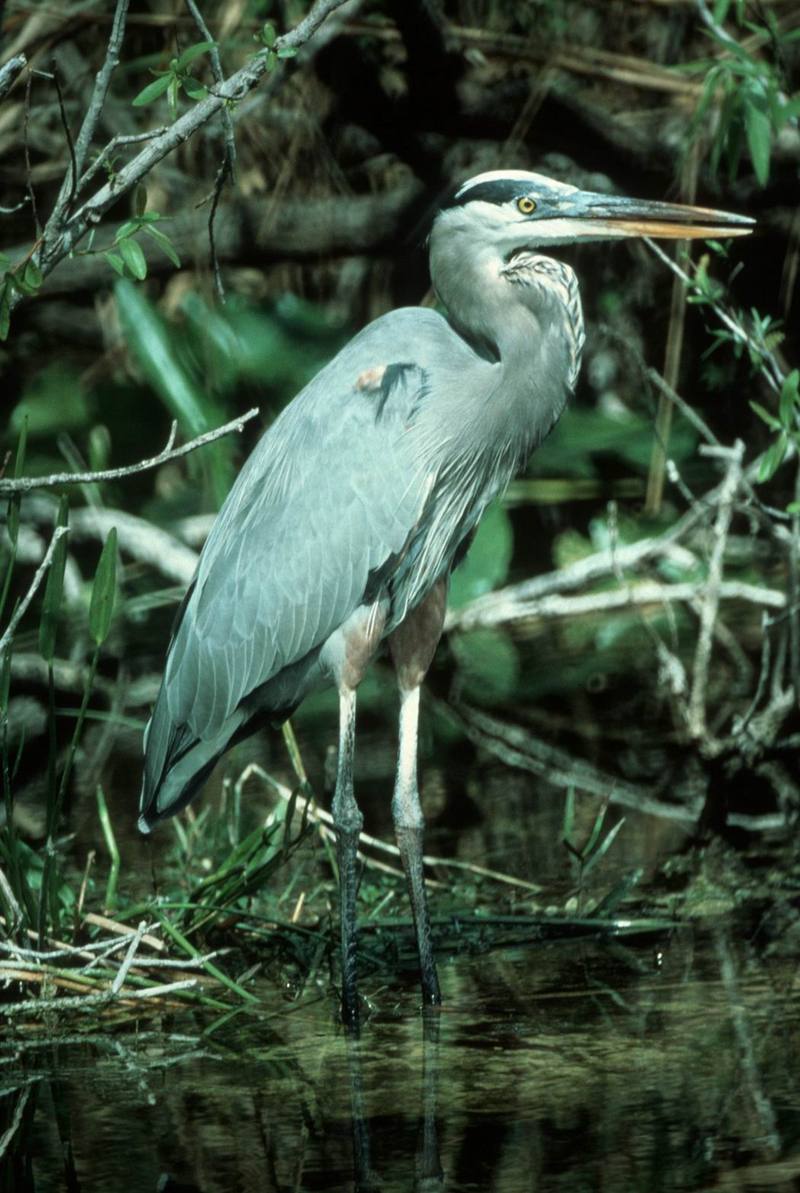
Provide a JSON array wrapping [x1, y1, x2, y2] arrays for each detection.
[[181, 77, 207, 101], [260, 22, 277, 47], [39, 497, 69, 664], [750, 400, 780, 430], [89, 527, 117, 646], [779, 369, 799, 428], [744, 88, 772, 185], [104, 251, 126, 277], [175, 39, 216, 70], [143, 224, 181, 268], [115, 218, 141, 242], [787, 500, 800, 514], [132, 72, 172, 107], [277, 46, 297, 58], [450, 627, 520, 705], [119, 237, 147, 280], [758, 432, 788, 482], [23, 260, 43, 291], [449, 502, 514, 608]]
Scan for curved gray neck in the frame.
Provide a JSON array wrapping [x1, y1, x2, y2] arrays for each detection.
[[428, 224, 575, 459]]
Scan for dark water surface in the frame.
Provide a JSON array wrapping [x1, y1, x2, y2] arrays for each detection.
[[5, 920, 799, 1193]]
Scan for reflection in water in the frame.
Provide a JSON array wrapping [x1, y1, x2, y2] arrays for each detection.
[[3, 924, 800, 1192]]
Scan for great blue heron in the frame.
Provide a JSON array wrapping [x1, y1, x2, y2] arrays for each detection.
[[139, 169, 752, 1023]]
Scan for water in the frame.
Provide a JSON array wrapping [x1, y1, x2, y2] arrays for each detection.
[[4, 921, 799, 1192]]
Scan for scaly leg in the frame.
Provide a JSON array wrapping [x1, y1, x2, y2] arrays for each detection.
[[393, 684, 441, 1006], [331, 684, 362, 1028]]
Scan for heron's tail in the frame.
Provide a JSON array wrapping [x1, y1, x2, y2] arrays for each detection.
[[138, 684, 245, 833]]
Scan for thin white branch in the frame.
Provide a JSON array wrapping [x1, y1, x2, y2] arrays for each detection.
[[0, 54, 26, 102], [0, 526, 68, 659], [0, 407, 258, 495], [688, 441, 744, 738]]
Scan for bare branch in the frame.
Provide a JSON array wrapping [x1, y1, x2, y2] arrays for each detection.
[[48, 0, 130, 229], [0, 526, 69, 659], [185, 0, 236, 302], [20, 0, 353, 307], [688, 440, 745, 739], [0, 407, 258, 495]]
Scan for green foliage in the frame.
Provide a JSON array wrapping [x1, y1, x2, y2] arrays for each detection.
[[451, 628, 520, 705], [751, 369, 800, 484], [132, 40, 216, 116], [255, 21, 298, 70], [38, 497, 69, 664], [686, 3, 800, 185], [0, 253, 44, 343], [89, 528, 118, 647], [449, 502, 513, 608]]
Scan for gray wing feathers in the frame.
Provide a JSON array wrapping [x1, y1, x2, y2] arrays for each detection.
[[160, 352, 431, 745]]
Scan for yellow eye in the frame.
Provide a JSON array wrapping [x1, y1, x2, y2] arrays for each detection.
[[517, 196, 536, 215]]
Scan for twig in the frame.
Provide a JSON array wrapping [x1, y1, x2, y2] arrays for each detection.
[[23, 70, 39, 236], [645, 238, 785, 394], [0, 53, 26, 101], [78, 129, 170, 194], [688, 441, 745, 740], [51, 64, 78, 217], [23, 0, 353, 303], [0, 1086, 32, 1161], [0, 526, 69, 659], [0, 407, 258, 494], [47, 0, 130, 229], [110, 920, 146, 994], [242, 762, 543, 893], [185, 0, 236, 303], [448, 576, 784, 632]]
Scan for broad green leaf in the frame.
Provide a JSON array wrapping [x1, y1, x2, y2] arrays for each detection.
[[744, 88, 771, 185], [779, 369, 799, 428], [114, 279, 208, 435], [104, 251, 125, 276], [450, 628, 520, 705], [758, 432, 788, 482], [144, 224, 181, 268], [132, 72, 172, 107], [261, 22, 277, 47], [448, 502, 513, 608], [119, 237, 147, 280], [89, 527, 117, 646], [181, 77, 207, 101], [175, 39, 216, 70], [277, 46, 297, 58], [39, 497, 69, 663], [23, 260, 42, 290]]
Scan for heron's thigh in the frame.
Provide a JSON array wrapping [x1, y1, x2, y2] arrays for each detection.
[[319, 601, 388, 691], [389, 578, 448, 692]]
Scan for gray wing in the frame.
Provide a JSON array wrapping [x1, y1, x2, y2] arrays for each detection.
[[141, 310, 463, 823]]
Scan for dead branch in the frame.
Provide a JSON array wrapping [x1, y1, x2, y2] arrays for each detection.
[[0, 407, 259, 494], [8, 0, 355, 314], [688, 441, 745, 740], [0, 525, 68, 659]]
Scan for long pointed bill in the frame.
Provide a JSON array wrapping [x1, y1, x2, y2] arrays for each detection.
[[564, 191, 755, 240]]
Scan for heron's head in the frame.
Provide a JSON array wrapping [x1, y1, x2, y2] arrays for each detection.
[[434, 168, 754, 254]]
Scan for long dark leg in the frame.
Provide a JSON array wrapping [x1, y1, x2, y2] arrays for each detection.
[[393, 683, 441, 1006], [331, 684, 362, 1028]]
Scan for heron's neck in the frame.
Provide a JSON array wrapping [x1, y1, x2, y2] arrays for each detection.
[[430, 241, 578, 457]]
